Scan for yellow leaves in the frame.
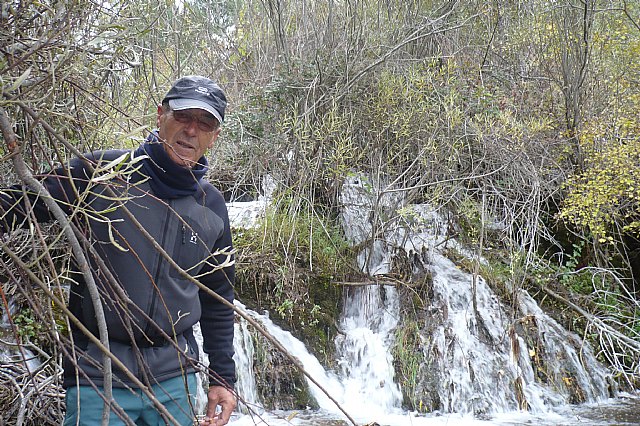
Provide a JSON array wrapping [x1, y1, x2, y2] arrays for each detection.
[[560, 139, 640, 239]]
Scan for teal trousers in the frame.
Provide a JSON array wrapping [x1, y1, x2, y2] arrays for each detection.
[[63, 374, 198, 426]]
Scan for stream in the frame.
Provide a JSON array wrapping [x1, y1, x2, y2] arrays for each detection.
[[222, 174, 639, 426]]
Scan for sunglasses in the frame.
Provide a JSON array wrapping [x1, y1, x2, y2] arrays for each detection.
[[171, 110, 219, 132]]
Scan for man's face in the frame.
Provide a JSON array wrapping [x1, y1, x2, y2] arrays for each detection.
[[156, 105, 221, 168]]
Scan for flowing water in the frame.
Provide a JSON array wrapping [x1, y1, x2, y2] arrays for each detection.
[[221, 174, 636, 425], [233, 313, 260, 412], [225, 309, 639, 426], [334, 285, 402, 416]]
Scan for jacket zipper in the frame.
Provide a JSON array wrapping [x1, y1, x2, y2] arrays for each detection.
[[143, 200, 173, 340]]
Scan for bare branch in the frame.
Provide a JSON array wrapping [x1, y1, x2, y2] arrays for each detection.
[[0, 106, 114, 425]]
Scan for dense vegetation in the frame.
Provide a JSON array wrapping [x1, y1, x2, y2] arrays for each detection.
[[1, 0, 639, 423]]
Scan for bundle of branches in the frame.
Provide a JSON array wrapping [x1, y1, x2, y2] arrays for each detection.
[[0, 349, 64, 426]]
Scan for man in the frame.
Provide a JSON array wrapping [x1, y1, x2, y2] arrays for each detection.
[[0, 76, 237, 425]]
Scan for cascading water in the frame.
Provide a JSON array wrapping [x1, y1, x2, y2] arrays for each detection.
[[222, 173, 624, 425], [335, 174, 612, 416], [333, 175, 404, 416], [233, 314, 260, 412], [516, 290, 611, 406], [194, 303, 260, 415], [422, 250, 608, 415], [335, 285, 403, 415], [240, 309, 345, 411]]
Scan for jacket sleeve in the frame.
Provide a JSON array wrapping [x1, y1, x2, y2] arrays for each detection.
[[0, 156, 92, 233], [198, 187, 236, 388], [0, 150, 127, 234]]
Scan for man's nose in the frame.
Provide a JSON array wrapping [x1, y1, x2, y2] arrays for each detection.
[[184, 118, 199, 135]]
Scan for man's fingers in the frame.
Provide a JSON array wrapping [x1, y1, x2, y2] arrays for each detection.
[[206, 385, 237, 425], [217, 403, 233, 424], [205, 404, 220, 420]]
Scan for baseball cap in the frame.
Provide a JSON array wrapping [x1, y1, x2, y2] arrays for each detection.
[[162, 75, 227, 123]]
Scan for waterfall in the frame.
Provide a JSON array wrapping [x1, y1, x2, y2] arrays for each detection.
[[423, 251, 609, 415], [335, 174, 612, 416], [0, 171, 624, 426], [241, 309, 345, 411], [233, 306, 432, 425], [335, 285, 403, 415], [194, 303, 260, 415], [223, 173, 616, 424], [427, 252, 524, 414], [233, 306, 260, 412], [192, 322, 209, 415], [331, 174, 404, 416], [516, 291, 610, 406]]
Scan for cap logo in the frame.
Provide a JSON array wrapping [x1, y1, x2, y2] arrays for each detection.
[[195, 86, 209, 95]]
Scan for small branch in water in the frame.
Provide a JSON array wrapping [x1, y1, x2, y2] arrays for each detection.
[[335, 281, 393, 286], [334, 276, 404, 287]]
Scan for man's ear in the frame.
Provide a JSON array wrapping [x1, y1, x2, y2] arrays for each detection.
[[208, 128, 221, 149], [156, 105, 164, 127]]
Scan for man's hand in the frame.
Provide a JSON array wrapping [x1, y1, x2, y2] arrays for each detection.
[[199, 385, 237, 425]]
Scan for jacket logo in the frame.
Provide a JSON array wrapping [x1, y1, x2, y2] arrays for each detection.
[[190, 231, 198, 244]]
